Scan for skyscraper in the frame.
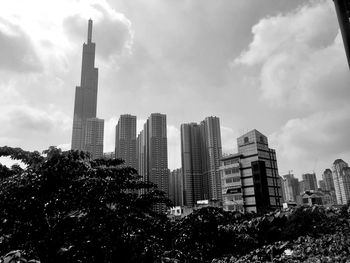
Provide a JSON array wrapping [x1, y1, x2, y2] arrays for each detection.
[[332, 159, 350, 205], [280, 173, 299, 203], [322, 168, 335, 191], [302, 173, 318, 191], [115, 114, 137, 168], [237, 130, 282, 213], [85, 118, 104, 159], [180, 116, 222, 206], [180, 123, 208, 206], [137, 113, 168, 212], [169, 168, 183, 207], [71, 19, 104, 157]]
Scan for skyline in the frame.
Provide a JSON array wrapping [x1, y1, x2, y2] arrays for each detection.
[[0, 0, 350, 180]]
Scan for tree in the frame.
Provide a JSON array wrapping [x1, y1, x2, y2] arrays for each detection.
[[0, 146, 172, 263]]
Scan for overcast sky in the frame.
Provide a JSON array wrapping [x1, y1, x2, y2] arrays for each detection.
[[1, 0, 349, 180]]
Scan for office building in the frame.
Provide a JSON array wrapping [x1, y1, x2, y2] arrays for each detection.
[[115, 114, 137, 168], [302, 173, 318, 191], [237, 130, 282, 213], [332, 159, 350, 205], [137, 113, 168, 212], [180, 117, 222, 207], [71, 19, 104, 157]]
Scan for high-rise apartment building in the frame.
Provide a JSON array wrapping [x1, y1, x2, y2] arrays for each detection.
[[85, 118, 104, 158], [71, 19, 104, 157], [322, 168, 335, 191], [180, 123, 208, 206], [332, 159, 350, 205], [137, 113, 168, 212], [169, 168, 183, 207], [180, 117, 222, 207], [115, 114, 136, 168], [237, 130, 282, 213], [302, 173, 318, 191]]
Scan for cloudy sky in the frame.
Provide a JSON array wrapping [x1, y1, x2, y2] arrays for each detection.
[[0, 0, 349, 180]]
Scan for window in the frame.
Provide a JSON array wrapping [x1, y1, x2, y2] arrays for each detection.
[[244, 137, 249, 143]]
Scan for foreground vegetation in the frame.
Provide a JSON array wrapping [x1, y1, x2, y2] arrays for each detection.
[[0, 147, 349, 263]]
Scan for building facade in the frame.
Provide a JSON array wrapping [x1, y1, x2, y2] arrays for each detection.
[[322, 168, 335, 191], [137, 113, 168, 212], [332, 159, 350, 205], [71, 19, 104, 157], [115, 114, 137, 168], [302, 173, 318, 191], [219, 154, 244, 212], [237, 130, 282, 213], [180, 116, 222, 207], [280, 173, 300, 203], [85, 118, 104, 159], [169, 168, 183, 207]]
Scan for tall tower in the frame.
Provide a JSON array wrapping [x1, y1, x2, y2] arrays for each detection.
[[115, 114, 137, 168], [71, 19, 104, 158], [137, 113, 168, 212], [332, 159, 350, 205], [180, 116, 222, 206]]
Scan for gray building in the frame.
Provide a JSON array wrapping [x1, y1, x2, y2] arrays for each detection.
[[236, 130, 282, 213], [71, 19, 104, 157], [115, 114, 137, 168], [85, 118, 104, 159], [137, 113, 168, 212], [180, 116, 222, 207], [322, 168, 335, 192], [302, 173, 318, 191], [332, 159, 350, 205], [169, 168, 183, 207], [280, 173, 299, 203]]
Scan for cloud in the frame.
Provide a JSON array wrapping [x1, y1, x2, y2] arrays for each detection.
[[63, 3, 133, 62], [0, 19, 42, 73], [234, 0, 349, 109], [270, 107, 350, 177]]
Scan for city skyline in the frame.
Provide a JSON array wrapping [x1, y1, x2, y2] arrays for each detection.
[[0, 0, 350, 181]]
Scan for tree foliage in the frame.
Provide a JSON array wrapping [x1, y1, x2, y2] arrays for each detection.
[[0, 146, 171, 263]]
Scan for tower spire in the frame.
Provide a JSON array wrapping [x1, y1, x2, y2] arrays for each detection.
[[87, 19, 93, 43]]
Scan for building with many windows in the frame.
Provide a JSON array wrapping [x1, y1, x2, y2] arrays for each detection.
[[169, 168, 183, 207], [220, 130, 282, 213], [180, 117, 222, 207], [280, 172, 299, 203], [85, 118, 104, 159], [71, 19, 104, 157], [302, 173, 318, 191], [115, 114, 137, 168], [137, 113, 168, 212], [237, 130, 282, 213], [332, 159, 350, 205]]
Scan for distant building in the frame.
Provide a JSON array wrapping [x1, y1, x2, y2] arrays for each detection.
[[302, 173, 318, 191], [71, 19, 104, 157], [332, 159, 350, 205], [115, 114, 137, 168], [137, 113, 168, 212], [180, 117, 222, 206], [169, 168, 183, 206], [301, 190, 323, 206], [280, 173, 300, 203], [322, 168, 335, 191], [85, 118, 104, 159], [318, 180, 326, 191]]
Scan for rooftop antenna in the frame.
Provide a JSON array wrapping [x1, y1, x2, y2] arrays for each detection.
[[87, 19, 93, 43]]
